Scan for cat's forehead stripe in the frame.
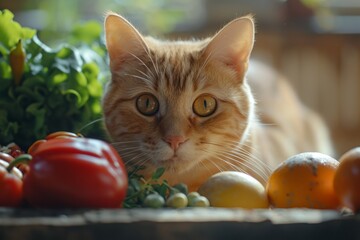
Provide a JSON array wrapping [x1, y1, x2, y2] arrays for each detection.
[[150, 49, 198, 93]]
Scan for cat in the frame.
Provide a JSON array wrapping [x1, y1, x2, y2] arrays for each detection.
[[102, 12, 334, 191]]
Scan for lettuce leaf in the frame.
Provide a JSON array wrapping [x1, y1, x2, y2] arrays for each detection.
[[0, 9, 36, 54], [0, 10, 107, 149]]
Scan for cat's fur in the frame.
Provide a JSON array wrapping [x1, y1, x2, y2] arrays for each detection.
[[102, 13, 333, 190]]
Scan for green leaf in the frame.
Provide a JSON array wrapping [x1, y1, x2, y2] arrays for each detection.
[[82, 62, 99, 80], [129, 178, 141, 192], [0, 60, 12, 92], [50, 72, 67, 85], [172, 183, 188, 195], [47, 92, 63, 108], [22, 76, 45, 88], [26, 102, 46, 133], [153, 183, 169, 198], [87, 77, 102, 97], [0, 109, 19, 139], [62, 89, 82, 106], [0, 59, 12, 78], [0, 9, 36, 54], [152, 167, 165, 180]]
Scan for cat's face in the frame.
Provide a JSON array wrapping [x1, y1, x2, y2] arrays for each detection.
[[103, 13, 255, 182]]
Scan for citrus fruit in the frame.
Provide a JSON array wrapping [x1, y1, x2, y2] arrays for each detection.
[[198, 171, 269, 208], [266, 152, 340, 209], [334, 147, 360, 212]]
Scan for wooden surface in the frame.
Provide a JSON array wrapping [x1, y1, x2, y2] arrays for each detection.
[[0, 208, 359, 240]]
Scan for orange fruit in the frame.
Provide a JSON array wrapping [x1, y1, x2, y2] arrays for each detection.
[[198, 171, 269, 209], [266, 152, 340, 209], [333, 147, 360, 212]]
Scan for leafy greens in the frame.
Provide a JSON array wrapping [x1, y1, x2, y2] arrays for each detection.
[[0, 9, 108, 149]]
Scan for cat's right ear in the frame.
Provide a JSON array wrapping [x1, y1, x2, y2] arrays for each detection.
[[104, 13, 148, 72]]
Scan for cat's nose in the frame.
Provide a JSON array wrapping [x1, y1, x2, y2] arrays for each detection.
[[163, 136, 188, 151]]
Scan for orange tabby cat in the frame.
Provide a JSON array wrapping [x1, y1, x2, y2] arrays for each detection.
[[102, 13, 334, 191]]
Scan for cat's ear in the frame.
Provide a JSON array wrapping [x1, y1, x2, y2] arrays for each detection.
[[104, 12, 148, 71], [204, 16, 255, 74]]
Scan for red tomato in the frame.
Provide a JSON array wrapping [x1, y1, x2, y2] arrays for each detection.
[[23, 137, 128, 208], [0, 152, 14, 163], [0, 152, 29, 176], [0, 160, 23, 207]]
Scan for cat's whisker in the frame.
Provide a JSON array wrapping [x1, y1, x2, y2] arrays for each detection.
[[117, 149, 141, 158], [110, 140, 139, 146], [111, 144, 139, 152], [226, 152, 269, 182], [128, 52, 157, 79], [199, 151, 225, 173], [126, 156, 153, 178], [196, 48, 215, 80], [124, 151, 150, 168], [77, 118, 104, 134], [235, 144, 273, 173], [202, 141, 270, 182], [213, 150, 268, 183], [197, 157, 213, 175], [232, 148, 273, 175], [219, 139, 273, 173], [114, 146, 139, 150], [210, 146, 268, 181], [142, 46, 161, 78], [135, 68, 153, 81], [200, 148, 246, 173]]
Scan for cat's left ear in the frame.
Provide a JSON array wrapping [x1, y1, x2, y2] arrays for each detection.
[[204, 16, 255, 74]]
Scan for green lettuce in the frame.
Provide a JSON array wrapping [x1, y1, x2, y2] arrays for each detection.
[[0, 9, 108, 149]]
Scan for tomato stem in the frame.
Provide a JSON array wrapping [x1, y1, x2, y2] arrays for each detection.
[[6, 154, 32, 173]]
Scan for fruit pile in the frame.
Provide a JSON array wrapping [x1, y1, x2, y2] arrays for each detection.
[[1, 131, 359, 213], [199, 149, 360, 213]]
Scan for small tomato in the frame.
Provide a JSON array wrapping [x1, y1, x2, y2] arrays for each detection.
[[0, 160, 23, 207]]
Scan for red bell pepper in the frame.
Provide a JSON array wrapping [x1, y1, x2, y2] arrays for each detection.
[[27, 131, 82, 155], [0, 159, 23, 207], [23, 137, 128, 208]]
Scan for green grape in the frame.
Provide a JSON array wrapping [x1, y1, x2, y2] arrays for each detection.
[[143, 193, 165, 208], [189, 196, 210, 207], [187, 192, 200, 202], [166, 192, 188, 208]]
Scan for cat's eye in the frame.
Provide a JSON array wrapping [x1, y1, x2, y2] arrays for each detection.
[[193, 94, 217, 117], [136, 93, 159, 116]]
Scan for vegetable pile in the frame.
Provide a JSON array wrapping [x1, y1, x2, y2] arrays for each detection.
[[0, 9, 107, 150], [0, 131, 210, 209], [1, 132, 128, 208]]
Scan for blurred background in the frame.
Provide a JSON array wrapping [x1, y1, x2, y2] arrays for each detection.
[[1, 0, 359, 155]]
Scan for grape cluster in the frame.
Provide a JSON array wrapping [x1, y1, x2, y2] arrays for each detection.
[[124, 167, 209, 208]]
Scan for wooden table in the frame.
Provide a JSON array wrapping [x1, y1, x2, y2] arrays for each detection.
[[0, 208, 359, 240]]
